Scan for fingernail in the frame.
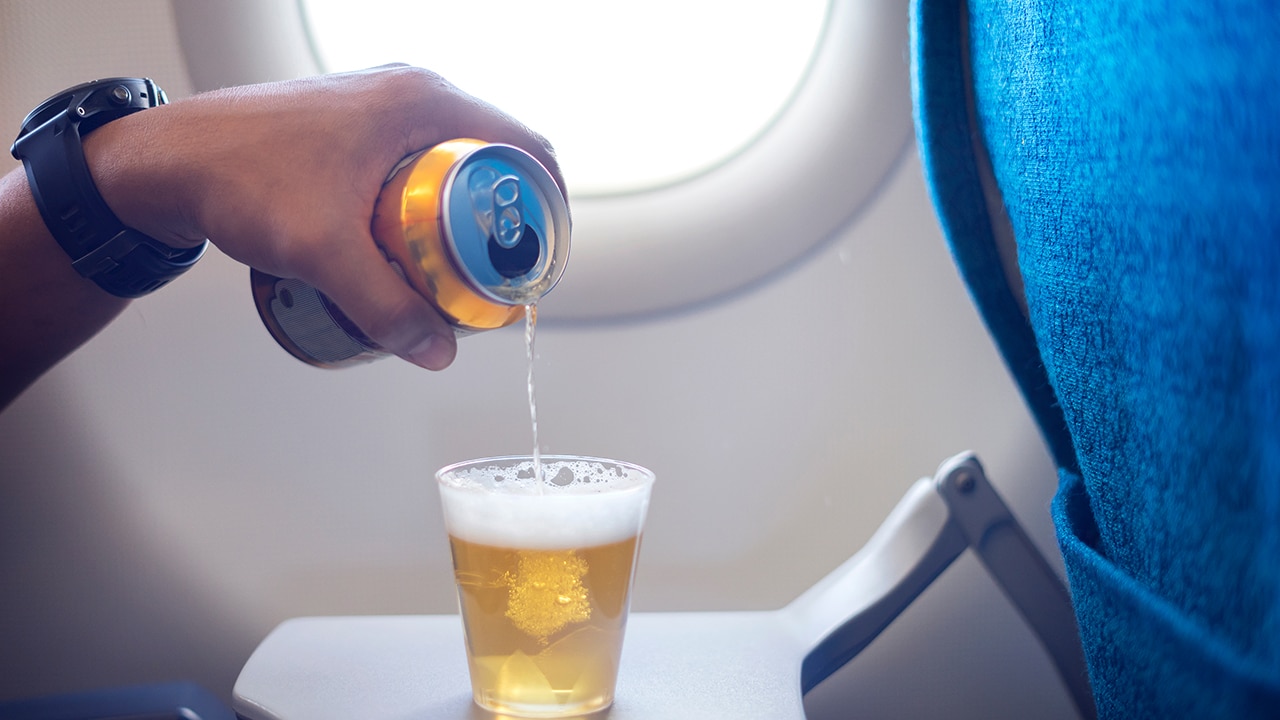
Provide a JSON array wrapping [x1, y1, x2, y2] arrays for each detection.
[[407, 334, 454, 371]]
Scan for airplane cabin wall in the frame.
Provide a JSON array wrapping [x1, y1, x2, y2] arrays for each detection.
[[0, 2, 1076, 718]]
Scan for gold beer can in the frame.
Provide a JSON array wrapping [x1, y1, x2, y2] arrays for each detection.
[[251, 139, 570, 368]]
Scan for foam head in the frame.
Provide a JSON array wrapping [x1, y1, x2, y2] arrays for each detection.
[[436, 456, 655, 550]]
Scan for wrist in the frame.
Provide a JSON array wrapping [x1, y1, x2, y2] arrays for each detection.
[[0, 166, 130, 407], [80, 108, 208, 251], [10, 78, 207, 297]]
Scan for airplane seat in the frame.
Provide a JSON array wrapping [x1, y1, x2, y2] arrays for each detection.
[[0, 681, 234, 720]]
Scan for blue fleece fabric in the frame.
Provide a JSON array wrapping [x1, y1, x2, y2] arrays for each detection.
[[911, 0, 1280, 717]]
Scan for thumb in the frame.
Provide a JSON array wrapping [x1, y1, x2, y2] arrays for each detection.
[[304, 236, 458, 371]]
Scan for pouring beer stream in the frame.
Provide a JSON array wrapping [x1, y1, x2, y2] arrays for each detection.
[[526, 303, 544, 488]]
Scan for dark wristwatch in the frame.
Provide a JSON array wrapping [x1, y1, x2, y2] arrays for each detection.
[[10, 78, 206, 298]]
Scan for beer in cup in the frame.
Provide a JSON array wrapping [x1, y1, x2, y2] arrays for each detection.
[[435, 455, 654, 717]]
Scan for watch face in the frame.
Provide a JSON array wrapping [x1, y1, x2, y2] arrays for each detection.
[[14, 90, 75, 147], [18, 78, 101, 136]]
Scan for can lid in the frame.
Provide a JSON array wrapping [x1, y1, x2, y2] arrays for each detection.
[[441, 144, 570, 306]]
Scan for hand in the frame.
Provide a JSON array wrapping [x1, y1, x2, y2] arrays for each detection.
[[82, 65, 567, 370]]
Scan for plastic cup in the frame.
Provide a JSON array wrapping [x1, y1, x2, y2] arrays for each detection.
[[435, 455, 654, 717]]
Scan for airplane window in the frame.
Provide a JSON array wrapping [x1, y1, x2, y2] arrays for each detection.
[[299, 1, 830, 196], [172, 0, 910, 321]]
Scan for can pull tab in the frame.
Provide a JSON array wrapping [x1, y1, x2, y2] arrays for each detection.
[[469, 162, 542, 279], [469, 165, 524, 249]]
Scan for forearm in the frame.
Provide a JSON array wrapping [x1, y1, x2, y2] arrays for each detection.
[[0, 166, 129, 409]]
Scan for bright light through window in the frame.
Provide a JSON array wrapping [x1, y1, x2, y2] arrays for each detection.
[[301, 1, 829, 196]]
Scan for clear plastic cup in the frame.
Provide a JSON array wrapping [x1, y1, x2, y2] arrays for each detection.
[[435, 455, 654, 717]]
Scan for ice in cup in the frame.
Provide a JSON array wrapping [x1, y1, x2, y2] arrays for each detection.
[[435, 455, 655, 717]]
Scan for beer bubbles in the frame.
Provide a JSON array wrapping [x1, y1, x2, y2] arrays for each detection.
[[438, 457, 652, 551]]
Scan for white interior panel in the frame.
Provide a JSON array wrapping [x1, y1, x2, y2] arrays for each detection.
[[0, 2, 1072, 717]]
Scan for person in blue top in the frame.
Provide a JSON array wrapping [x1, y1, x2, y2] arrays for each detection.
[[912, 0, 1279, 716]]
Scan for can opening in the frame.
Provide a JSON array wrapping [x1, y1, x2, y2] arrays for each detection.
[[488, 225, 542, 280]]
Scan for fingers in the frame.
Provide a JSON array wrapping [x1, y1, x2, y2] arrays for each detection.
[[317, 68, 566, 371], [118, 66, 562, 374], [369, 66, 570, 202], [282, 67, 564, 374], [298, 233, 458, 371]]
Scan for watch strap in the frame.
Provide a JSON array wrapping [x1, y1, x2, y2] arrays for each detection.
[[11, 78, 207, 298]]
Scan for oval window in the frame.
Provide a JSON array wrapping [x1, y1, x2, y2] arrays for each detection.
[[173, 0, 912, 320], [300, 0, 829, 196]]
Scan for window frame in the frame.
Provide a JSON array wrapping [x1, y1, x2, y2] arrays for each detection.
[[170, 0, 913, 322]]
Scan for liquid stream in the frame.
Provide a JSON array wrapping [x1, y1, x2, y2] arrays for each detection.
[[525, 303, 543, 489]]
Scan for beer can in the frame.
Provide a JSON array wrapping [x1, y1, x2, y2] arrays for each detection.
[[251, 139, 570, 368]]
